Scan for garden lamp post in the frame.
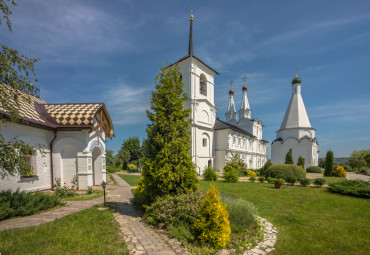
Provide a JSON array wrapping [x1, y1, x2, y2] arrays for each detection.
[[101, 180, 106, 207]]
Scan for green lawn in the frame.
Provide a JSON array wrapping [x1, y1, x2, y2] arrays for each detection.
[[118, 174, 141, 186], [199, 181, 370, 255], [64, 190, 103, 201], [0, 206, 129, 255]]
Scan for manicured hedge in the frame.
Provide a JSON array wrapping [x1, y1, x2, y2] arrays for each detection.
[[306, 166, 322, 173], [327, 180, 370, 198], [265, 164, 306, 180]]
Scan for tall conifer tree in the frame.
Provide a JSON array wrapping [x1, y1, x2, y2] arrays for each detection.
[[285, 150, 294, 164], [136, 65, 198, 204], [324, 150, 334, 176]]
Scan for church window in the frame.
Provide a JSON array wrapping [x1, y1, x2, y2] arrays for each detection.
[[203, 138, 207, 147], [238, 138, 241, 146], [200, 74, 207, 96], [233, 137, 236, 145]]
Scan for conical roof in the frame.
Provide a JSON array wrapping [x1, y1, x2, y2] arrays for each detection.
[[279, 76, 311, 130]]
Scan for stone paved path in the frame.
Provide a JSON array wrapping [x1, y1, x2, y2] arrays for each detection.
[[0, 196, 103, 231], [110, 174, 183, 255]]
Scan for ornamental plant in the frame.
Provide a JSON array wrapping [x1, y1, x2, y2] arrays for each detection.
[[285, 150, 294, 164], [324, 150, 334, 176], [297, 156, 305, 168], [223, 161, 239, 183], [193, 182, 231, 248], [136, 65, 198, 204], [246, 169, 257, 177], [313, 178, 325, 187], [250, 176, 256, 182], [144, 190, 206, 229], [203, 166, 218, 181], [334, 166, 346, 177], [258, 176, 265, 183], [275, 178, 285, 185]]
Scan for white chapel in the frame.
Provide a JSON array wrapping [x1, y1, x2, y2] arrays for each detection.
[[169, 12, 267, 174], [271, 73, 319, 168]]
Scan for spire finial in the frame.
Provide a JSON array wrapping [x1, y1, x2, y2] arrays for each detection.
[[295, 68, 298, 78], [229, 80, 234, 95], [242, 75, 248, 91], [188, 8, 194, 56]]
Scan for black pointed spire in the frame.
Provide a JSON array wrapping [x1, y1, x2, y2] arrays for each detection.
[[188, 8, 193, 56]]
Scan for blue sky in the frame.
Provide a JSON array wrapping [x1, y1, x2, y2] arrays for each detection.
[[2, 0, 370, 158]]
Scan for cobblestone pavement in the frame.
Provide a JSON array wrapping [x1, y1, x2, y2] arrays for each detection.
[[110, 174, 186, 255], [0, 196, 103, 231]]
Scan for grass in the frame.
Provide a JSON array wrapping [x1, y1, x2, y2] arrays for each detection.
[[118, 174, 141, 186], [109, 174, 118, 185], [64, 190, 103, 201], [199, 180, 370, 255], [322, 177, 346, 184], [0, 206, 129, 255]]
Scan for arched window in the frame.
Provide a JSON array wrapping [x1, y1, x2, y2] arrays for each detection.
[[200, 74, 207, 96]]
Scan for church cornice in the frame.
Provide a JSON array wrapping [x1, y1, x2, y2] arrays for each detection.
[[277, 127, 316, 132]]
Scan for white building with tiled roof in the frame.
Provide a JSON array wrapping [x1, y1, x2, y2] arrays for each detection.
[[170, 12, 267, 174], [0, 83, 114, 192]]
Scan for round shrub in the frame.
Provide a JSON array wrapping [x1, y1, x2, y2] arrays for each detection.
[[144, 190, 206, 229], [246, 169, 257, 177], [260, 161, 272, 176], [313, 178, 325, 187], [258, 176, 265, 183], [265, 164, 306, 181], [250, 176, 256, 182], [203, 167, 218, 181], [127, 163, 137, 171], [223, 163, 239, 183], [286, 176, 297, 185], [334, 166, 346, 177], [300, 178, 310, 186], [306, 166, 322, 173]]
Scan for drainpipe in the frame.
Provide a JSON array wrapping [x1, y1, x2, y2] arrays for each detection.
[[50, 130, 58, 190]]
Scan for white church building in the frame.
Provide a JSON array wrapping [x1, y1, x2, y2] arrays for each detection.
[[271, 73, 319, 168], [170, 12, 267, 174], [0, 83, 114, 192]]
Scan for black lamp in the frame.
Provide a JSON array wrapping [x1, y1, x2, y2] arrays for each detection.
[[101, 180, 106, 207]]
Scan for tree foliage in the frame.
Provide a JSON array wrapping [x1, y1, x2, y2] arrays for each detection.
[[135, 65, 198, 204], [285, 150, 294, 164], [0, 0, 41, 177], [324, 150, 334, 176], [297, 156, 305, 168], [120, 136, 142, 163], [348, 149, 370, 169]]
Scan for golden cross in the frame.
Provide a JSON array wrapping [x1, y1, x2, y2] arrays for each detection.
[[229, 80, 233, 90], [296, 68, 298, 77], [242, 75, 247, 85]]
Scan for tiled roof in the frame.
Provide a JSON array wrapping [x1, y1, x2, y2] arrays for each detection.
[[1, 83, 114, 137], [214, 119, 255, 138], [42, 103, 102, 126]]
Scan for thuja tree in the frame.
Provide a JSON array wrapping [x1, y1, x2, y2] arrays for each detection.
[[1, 0, 41, 178], [297, 156, 305, 168], [285, 150, 294, 164], [324, 150, 334, 176], [136, 65, 198, 204]]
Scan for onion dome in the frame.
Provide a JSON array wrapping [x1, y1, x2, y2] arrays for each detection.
[[292, 71, 301, 84], [242, 84, 248, 91], [229, 80, 234, 95]]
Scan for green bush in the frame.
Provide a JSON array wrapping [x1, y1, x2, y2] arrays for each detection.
[[359, 167, 369, 173], [314, 178, 325, 187], [127, 163, 137, 171], [265, 164, 306, 181], [258, 176, 265, 183], [203, 166, 218, 181], [286, 176, 297, 185], [168, 224, 195, 244], [267, 177, 276, 183], [324, 150, 334, 176], [0, 189, 64, 220], [106, 166, 121, 173], [144, 190, 206, 229], [260, 161, 272, 176], [334, 166, 346, 177], [343, 164, 354, 172], [250, 176, 256, 182], [275, 178, 285, 185], [300, 178, 310, 186], [306, 166, 322, 173], [327, 180, 370, 198], [223, 162, 239, 183], [221, 196, 257, 234]]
